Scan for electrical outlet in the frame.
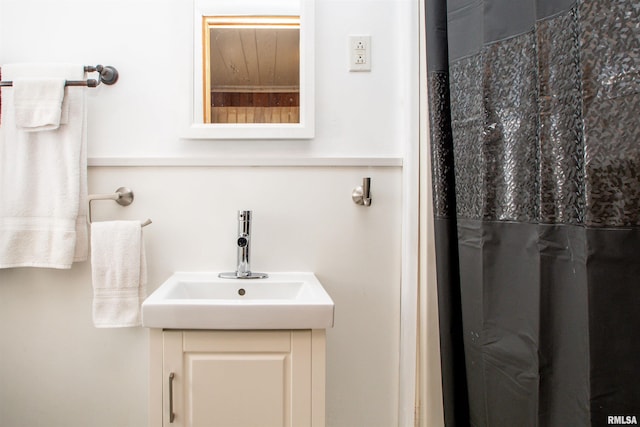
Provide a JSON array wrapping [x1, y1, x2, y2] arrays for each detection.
[[349, 35, 371, 72]]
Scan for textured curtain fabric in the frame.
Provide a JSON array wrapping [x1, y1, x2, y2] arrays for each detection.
[[426, 0, 640, 425]]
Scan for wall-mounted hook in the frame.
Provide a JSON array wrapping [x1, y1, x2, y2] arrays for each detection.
[[352, 177, 372, 206]]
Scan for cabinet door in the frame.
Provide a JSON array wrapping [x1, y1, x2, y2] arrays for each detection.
[[163, 330, 312, 427]]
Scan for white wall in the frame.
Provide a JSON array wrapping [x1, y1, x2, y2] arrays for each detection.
[[0, 167, 403, 427], [0, 0, 409, 159], [0, 0, 417, 426]]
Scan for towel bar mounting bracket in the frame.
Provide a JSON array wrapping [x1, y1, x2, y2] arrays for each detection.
[[113, 187, 134, 206]]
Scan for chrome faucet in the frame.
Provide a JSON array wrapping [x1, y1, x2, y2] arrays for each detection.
[[219, 210, 268, 279]]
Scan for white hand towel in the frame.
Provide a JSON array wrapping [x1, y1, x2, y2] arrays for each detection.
[[12, 77, 66, 131], [91, 221, 147, 328], [0, 63, 88, 268]]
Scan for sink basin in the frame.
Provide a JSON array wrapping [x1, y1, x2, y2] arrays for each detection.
[[141, 272, 335, 330]]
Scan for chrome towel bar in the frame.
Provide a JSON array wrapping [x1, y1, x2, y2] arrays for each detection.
[[0, 64, 119, 87], [88, 187, 152, 227]]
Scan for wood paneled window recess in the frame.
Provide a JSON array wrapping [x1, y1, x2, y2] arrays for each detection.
[[203, 16, 300, 124]]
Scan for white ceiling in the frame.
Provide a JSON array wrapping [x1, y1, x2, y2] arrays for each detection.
[[209, 27, 300, 92]]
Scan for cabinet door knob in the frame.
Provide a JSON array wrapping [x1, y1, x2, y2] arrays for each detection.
[[169, 372, 176, 423]]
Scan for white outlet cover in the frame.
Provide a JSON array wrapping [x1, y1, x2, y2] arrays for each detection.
[[349, 35, 371, 72]]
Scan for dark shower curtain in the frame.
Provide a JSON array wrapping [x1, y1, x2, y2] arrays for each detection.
[[425, 0, 640, 426]]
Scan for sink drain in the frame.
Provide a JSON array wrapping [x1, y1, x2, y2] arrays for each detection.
[[238, 288, 246, 296]]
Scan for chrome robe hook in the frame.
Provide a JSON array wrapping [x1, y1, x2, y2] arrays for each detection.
[[352, 177, 372, 206]]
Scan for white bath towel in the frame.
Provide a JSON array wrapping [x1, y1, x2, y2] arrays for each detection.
[[12, 77, 66, 131], [91, 221, 147, 328], [0, 63, 88, 268]]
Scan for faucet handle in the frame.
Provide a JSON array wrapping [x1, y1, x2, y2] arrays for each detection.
[[219, 209, 267, 279]]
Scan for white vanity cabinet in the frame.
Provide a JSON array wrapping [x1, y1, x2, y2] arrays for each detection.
[[148, 329, 326, 427]]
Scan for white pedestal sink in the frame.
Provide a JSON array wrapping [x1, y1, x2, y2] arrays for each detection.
[[141, 272, 334, 329]]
